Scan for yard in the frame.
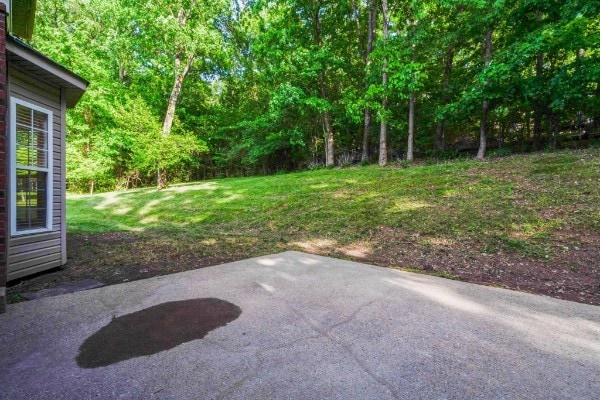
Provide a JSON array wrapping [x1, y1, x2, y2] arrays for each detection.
[[8, 149, 600, 305]]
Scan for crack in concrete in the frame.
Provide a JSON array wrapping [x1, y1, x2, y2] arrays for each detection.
[[211, 291, 396, 398], [213, 334, 324, 399], [284, 299, 401, 400], [326, 299, 378, 333], [215, 351, 265, 400]]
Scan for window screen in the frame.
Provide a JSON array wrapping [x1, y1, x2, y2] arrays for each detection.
[[12, 101, 52, 233]]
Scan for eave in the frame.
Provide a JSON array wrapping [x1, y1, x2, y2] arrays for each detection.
[[10, 0, 37, 41], [6, 35, 89, 108]]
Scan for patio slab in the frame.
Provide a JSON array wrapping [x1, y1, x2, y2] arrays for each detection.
[[0, 251, 598, 399]]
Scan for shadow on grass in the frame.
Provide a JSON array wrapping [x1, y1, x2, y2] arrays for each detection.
[[67, 151, 598, 259]]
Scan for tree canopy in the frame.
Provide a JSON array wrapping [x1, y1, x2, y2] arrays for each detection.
[[32, 0, 599, 192]]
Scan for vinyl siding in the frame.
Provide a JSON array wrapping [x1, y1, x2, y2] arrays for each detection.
[[7, 69, 65, 280]]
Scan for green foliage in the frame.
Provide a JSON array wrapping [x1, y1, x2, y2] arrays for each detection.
[[110, 97, 208, 183], [29, 0, 600, 190]]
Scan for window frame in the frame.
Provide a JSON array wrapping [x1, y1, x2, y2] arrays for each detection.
[[9, 97, 54, 236]]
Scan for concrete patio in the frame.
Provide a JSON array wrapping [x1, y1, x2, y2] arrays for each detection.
[[1, 251, 598, 399]]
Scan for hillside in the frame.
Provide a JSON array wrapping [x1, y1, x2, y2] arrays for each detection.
[[10, 149, 600, 305]]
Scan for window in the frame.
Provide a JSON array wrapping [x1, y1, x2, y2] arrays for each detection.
[[10, 98, 53, 235]]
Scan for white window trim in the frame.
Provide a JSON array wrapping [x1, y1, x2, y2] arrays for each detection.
[[9, 97, 54, 236]]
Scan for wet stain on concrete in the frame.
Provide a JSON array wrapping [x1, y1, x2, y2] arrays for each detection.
[[77, 298, 241, 368]]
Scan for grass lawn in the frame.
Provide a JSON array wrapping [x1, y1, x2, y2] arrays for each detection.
[[9, 148, 600, 304]]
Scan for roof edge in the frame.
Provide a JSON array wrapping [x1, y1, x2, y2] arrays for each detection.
[[6, 34, 89, 92]]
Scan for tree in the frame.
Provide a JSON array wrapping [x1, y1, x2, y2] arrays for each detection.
[[133, 0, 228, 188], [476, 29, 493, 160], [432, 3, 464, 152], [357, 0, 378, 162], [30, 0, 599, 191], [378, 0, 389, 167]]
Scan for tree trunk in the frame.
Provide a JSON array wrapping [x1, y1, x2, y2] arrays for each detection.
[[162, 52, 195, 136], [577, 48, 589, 137], [407, 92, 415, 162], [156, 167, 167, 190], [362, 110, 371, 162], [477, 99, 490, 160], [525, 113, 531, 149], [434, 120, 444, 152], [379, 102, 387, 166], [407, 29, 416, 162], [532, 10, 544, 150], [477, 29, 493, 160], [323, 108, 334, 166], [361, 0, 378, 162], [434, 46, 455, 152], [313, 3, 334, 166], [157, 9, 195, 189], [549, 113, 559, 149], [157, 52, 194, 189], [351, 0, 365, 58], [379, 0, 389, 167]]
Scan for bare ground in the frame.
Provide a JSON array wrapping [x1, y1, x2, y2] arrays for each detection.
[[7, 227, 599, 306]]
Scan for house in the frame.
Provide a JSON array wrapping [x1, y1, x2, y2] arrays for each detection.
[[0, 0, 88, 312]]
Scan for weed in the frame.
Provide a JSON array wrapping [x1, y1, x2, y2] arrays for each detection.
[[7, 293, 25, 304]]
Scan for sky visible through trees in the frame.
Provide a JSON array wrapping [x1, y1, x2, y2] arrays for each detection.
[[32, 0, 598, 192]]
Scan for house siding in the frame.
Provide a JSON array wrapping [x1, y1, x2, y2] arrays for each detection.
[[6, 68, 64, 281], [0, 4, 8, 312]]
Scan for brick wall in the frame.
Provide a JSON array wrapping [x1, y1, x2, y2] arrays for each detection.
[[0, 3, 7, 313]]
